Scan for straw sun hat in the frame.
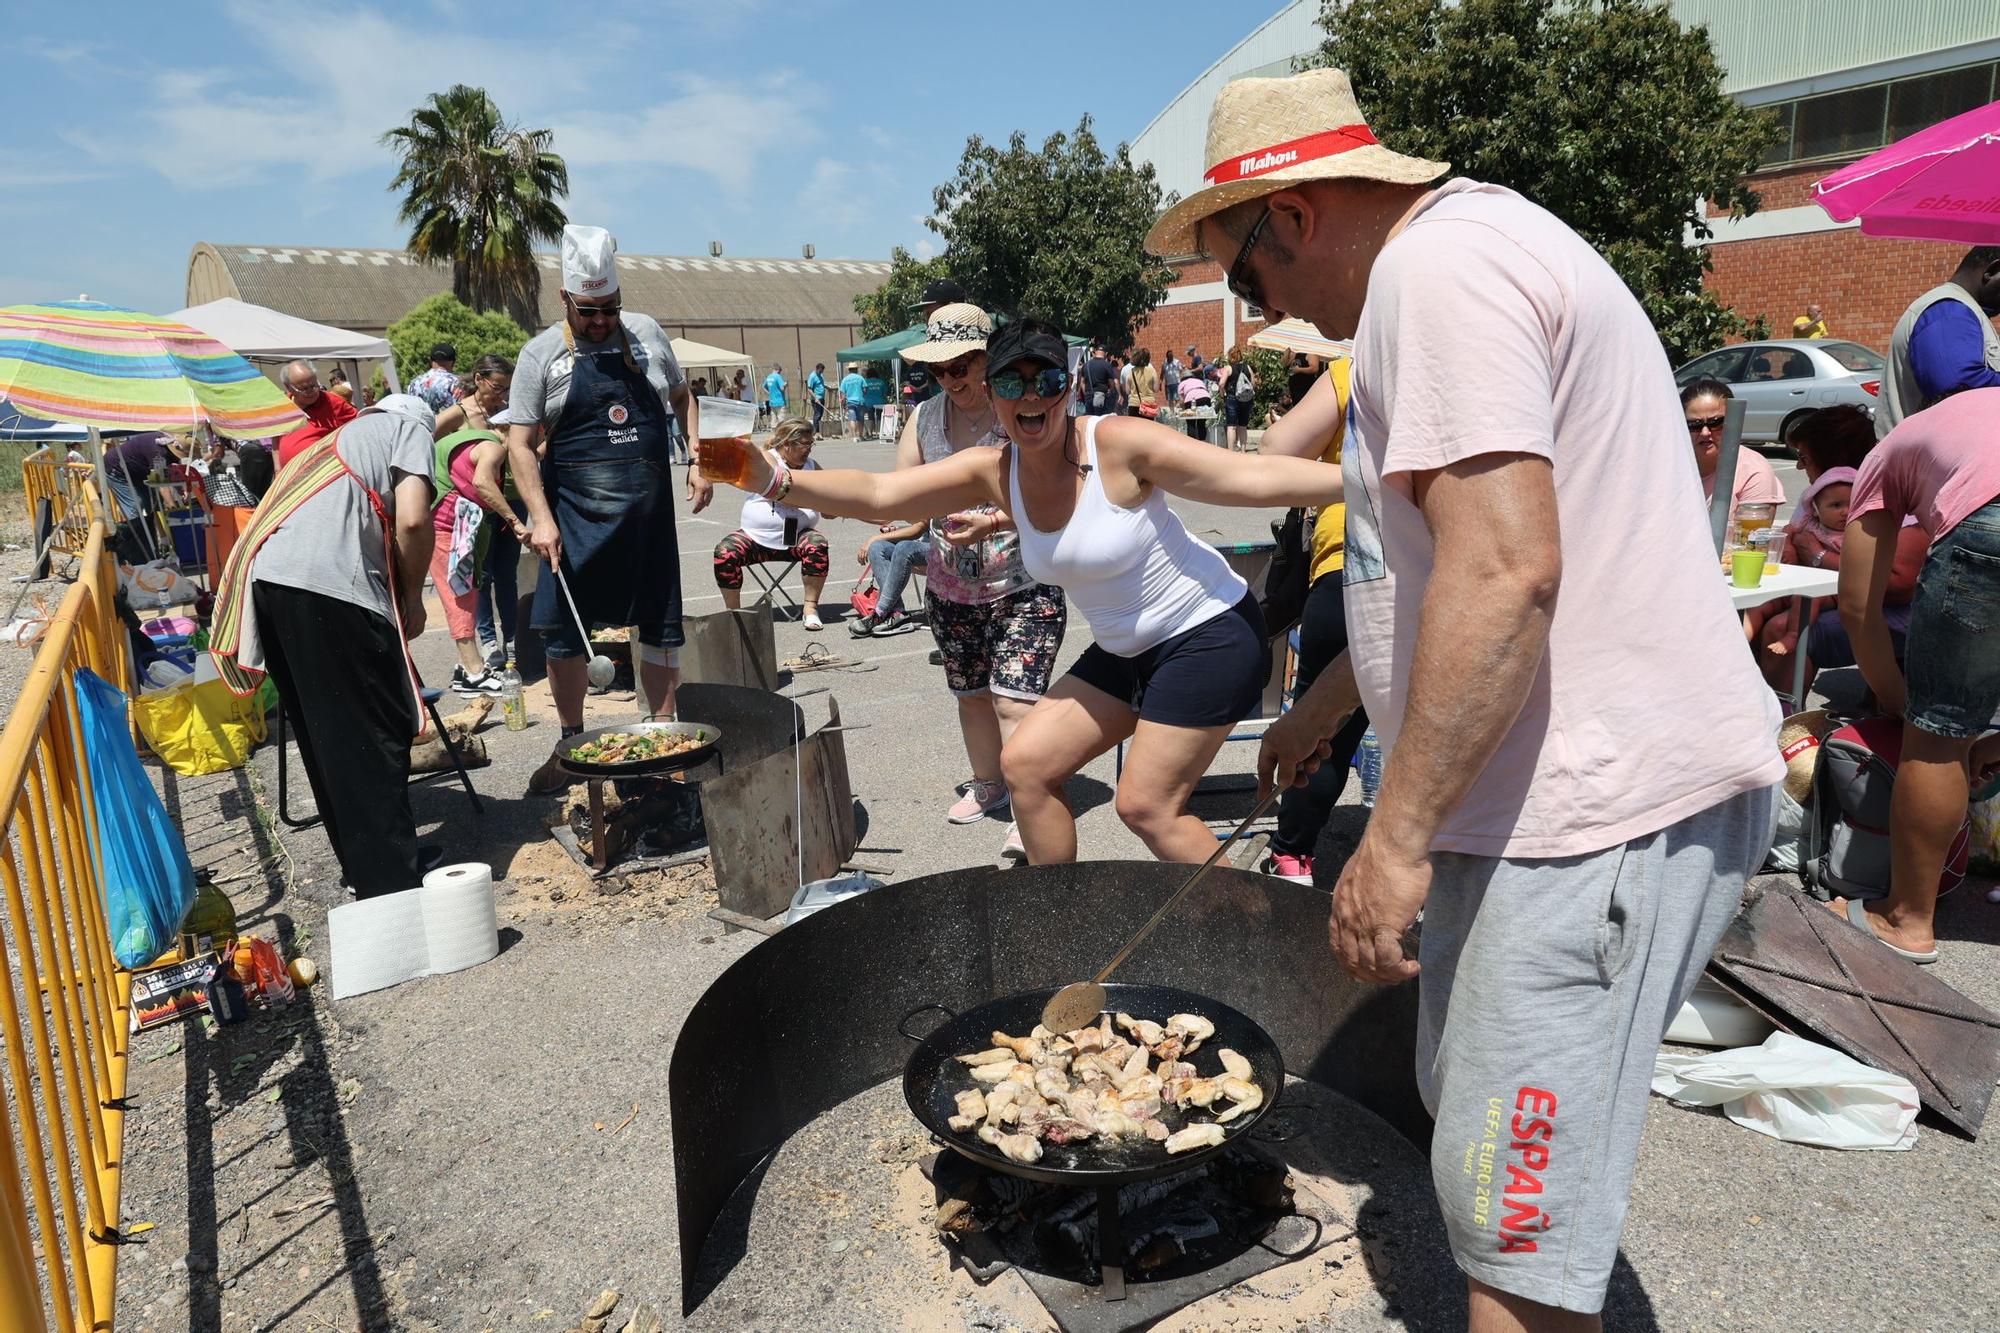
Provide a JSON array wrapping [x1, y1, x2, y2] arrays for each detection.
[[899, 303, 991, 363], [1779, 710, 1837, 804], [1145, 68, 1450, 257]]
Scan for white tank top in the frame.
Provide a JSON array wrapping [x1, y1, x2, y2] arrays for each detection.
[[1007, 416, 1245, 656]]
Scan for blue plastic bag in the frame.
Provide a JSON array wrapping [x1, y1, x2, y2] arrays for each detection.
[[74, 668, 196, 967]]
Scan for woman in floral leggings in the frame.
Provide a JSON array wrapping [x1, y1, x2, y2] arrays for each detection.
[[713, 419, 831, 630]]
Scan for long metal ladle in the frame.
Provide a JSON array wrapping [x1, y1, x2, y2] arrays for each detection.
[[1040, 786, 1282, 1034], [551, 562, 616, 690]]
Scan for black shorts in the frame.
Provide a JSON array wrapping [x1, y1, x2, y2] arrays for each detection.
[[1224, 397, 1253, 428], [1067, 594, 1269, 727]]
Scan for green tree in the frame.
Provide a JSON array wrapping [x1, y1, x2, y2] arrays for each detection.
[[854, 247, 956, 343], [927, 118, 1177, 349], [381, 85, 569, 331], [385, 294, 529, 387], [1306, 0, 1778, 363]]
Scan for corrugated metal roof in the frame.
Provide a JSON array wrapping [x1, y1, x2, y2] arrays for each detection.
[[1674, 0, 2000, 98], [186, 243, 892, 336]]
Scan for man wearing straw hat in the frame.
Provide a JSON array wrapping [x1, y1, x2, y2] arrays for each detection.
[[507, 224, 710, 794], [1212, 70, 1785, 1326]]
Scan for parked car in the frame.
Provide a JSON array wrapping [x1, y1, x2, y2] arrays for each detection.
[[1673, 339, 1883, 445]]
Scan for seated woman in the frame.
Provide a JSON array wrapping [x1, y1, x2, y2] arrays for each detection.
[[713, 418, 831, 630], [431, 426, 529, 695], [702, 316, 1340, 864]]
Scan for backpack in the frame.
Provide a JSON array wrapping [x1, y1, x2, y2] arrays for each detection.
[[1802, 715, 1968, 902], [1234, 366, 1255, 401]]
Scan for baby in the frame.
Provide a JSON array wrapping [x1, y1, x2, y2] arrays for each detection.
[[1750, 467, 1855, 661]]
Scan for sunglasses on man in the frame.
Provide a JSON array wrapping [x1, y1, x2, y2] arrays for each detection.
[[990, 366, 1070, 401], [569, 297, 622, 319], [1224, 206, 1273, 313]]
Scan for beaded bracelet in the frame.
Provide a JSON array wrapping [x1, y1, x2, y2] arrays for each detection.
[[763, 459, 793, 502]]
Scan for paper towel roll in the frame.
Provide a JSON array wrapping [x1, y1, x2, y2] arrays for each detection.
[[330, 862, 498, 999], [420, 863, 499, 975]]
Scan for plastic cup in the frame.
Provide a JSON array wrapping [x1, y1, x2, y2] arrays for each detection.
[[1731, 549, 1766, 589], [694, 395, 761, 485]]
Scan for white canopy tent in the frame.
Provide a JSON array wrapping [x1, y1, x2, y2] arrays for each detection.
[[670, 337, 755, 373], [167, 297, 402, 394]]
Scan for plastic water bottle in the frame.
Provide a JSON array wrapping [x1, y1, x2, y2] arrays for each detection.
[[1356, 728, 1383, 808], [500, 660, 527, 732]]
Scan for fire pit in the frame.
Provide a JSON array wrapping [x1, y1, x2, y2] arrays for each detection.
[[670, 860, 1443, 1326]]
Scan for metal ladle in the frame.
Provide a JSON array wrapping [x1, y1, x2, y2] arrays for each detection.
[[1041, 786, 1282, 1035], [551, 563, 616, 690]]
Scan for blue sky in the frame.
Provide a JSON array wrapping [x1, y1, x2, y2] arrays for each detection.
[[2, 0, 1276, 315]]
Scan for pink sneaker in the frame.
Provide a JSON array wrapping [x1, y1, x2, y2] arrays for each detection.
[[947, 779, 1010, 824], [1264, 853, 1314, 885]]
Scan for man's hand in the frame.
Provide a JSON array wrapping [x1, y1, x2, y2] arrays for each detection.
[[1329, 830, 1427, 984], [528, 517, 562, 565], [688, 472, 714, 514], [399, 600, 427, 643], [1256, 709, 1336, 801]]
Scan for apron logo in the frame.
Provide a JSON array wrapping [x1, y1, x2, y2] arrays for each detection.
[[608, 404, 629, 426]]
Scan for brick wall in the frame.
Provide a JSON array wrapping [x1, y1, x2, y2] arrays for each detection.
[[1702, 228, 1965, 351], [1131, 256, 1272, 361]]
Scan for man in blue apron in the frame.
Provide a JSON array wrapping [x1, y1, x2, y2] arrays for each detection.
[[505, 224, 711, 793]]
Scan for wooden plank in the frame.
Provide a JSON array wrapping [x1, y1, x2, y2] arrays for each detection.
[[706, 698, 861, 921]]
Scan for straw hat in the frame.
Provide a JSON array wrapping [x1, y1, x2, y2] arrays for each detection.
[[1145, 68, 1450, 257], [900, 303, 992, 363], [1778, 710, 1836, 803]]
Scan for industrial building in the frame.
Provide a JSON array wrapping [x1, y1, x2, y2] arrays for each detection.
[[1129, 1, 2000, 358], [184, 243, 890, 383]]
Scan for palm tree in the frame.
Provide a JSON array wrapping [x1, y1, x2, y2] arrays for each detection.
[[381, 85, 569, 330]]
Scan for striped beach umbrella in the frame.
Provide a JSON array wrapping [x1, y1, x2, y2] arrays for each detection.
[[0, 300, 302, 439]]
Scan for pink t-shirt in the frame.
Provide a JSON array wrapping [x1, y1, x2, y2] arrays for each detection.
[[432, 442, 483, 536], [1701, 445, 1786, 510], [1344, 180, 1783, 859], [1849, 387, 2000, 542]]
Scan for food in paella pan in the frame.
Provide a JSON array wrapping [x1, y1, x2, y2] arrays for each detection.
[[948, 1011, 1259, 1163], [566, 728, 708, 765]]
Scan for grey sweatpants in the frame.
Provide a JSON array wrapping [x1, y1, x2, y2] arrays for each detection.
[[1415, 782, 1777, 1313]]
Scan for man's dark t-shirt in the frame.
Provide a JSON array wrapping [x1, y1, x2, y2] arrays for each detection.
[[1083, 355, 1119, 414]]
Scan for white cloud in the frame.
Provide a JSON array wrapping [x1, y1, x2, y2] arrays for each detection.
[[71, 2, 826, 209]]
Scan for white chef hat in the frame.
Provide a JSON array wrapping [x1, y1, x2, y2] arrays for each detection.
[[561, 225, 620, 297]]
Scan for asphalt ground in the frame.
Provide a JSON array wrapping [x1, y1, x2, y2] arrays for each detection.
[[60, 436, 2000, 1330]]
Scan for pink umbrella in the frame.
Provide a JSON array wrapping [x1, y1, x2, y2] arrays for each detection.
[[1813, 99, 2000, 243]]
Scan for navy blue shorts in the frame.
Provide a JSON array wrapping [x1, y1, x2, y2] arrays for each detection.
[[1067, 594, 1269, 727], [1905, 498, 2000, 739], [1225, 397, 1252, 428]]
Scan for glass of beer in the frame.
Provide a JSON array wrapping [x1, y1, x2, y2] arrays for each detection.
[[695, 395, 760, 487]]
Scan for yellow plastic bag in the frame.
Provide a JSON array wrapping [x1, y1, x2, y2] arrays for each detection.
[[131, 677, 269, 776]]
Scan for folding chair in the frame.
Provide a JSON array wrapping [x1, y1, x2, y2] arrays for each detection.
[[743, 558, 803, 616], [276, 686, 484, 829]]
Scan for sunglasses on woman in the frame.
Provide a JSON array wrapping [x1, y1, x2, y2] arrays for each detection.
[[933, 354, 980, 380], [989, 366, 1070, 400], [1686, 415, 1727, 433]]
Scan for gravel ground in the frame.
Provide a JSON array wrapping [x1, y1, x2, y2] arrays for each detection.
[[13, 444, 2000, 1331]]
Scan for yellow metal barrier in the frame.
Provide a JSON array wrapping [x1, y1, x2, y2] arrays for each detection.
[[19, 449, 123, 560], [0, 521, 134, 1333]]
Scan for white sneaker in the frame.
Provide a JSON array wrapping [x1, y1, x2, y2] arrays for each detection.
[[1000, 823, 1026, 861]]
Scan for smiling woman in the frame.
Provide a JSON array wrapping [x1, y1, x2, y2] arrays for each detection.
[[704, 314, 1343, 867]]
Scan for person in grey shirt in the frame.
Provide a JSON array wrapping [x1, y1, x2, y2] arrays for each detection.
[[507, 224, 711, 794], [235, 396, 440, 895]]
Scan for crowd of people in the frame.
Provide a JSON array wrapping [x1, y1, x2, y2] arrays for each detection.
[[176, 58, 2000, 1333]]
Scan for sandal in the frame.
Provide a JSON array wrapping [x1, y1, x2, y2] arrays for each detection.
[[802, 610, 823, 631], [1843, 897, 1939, 964]]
